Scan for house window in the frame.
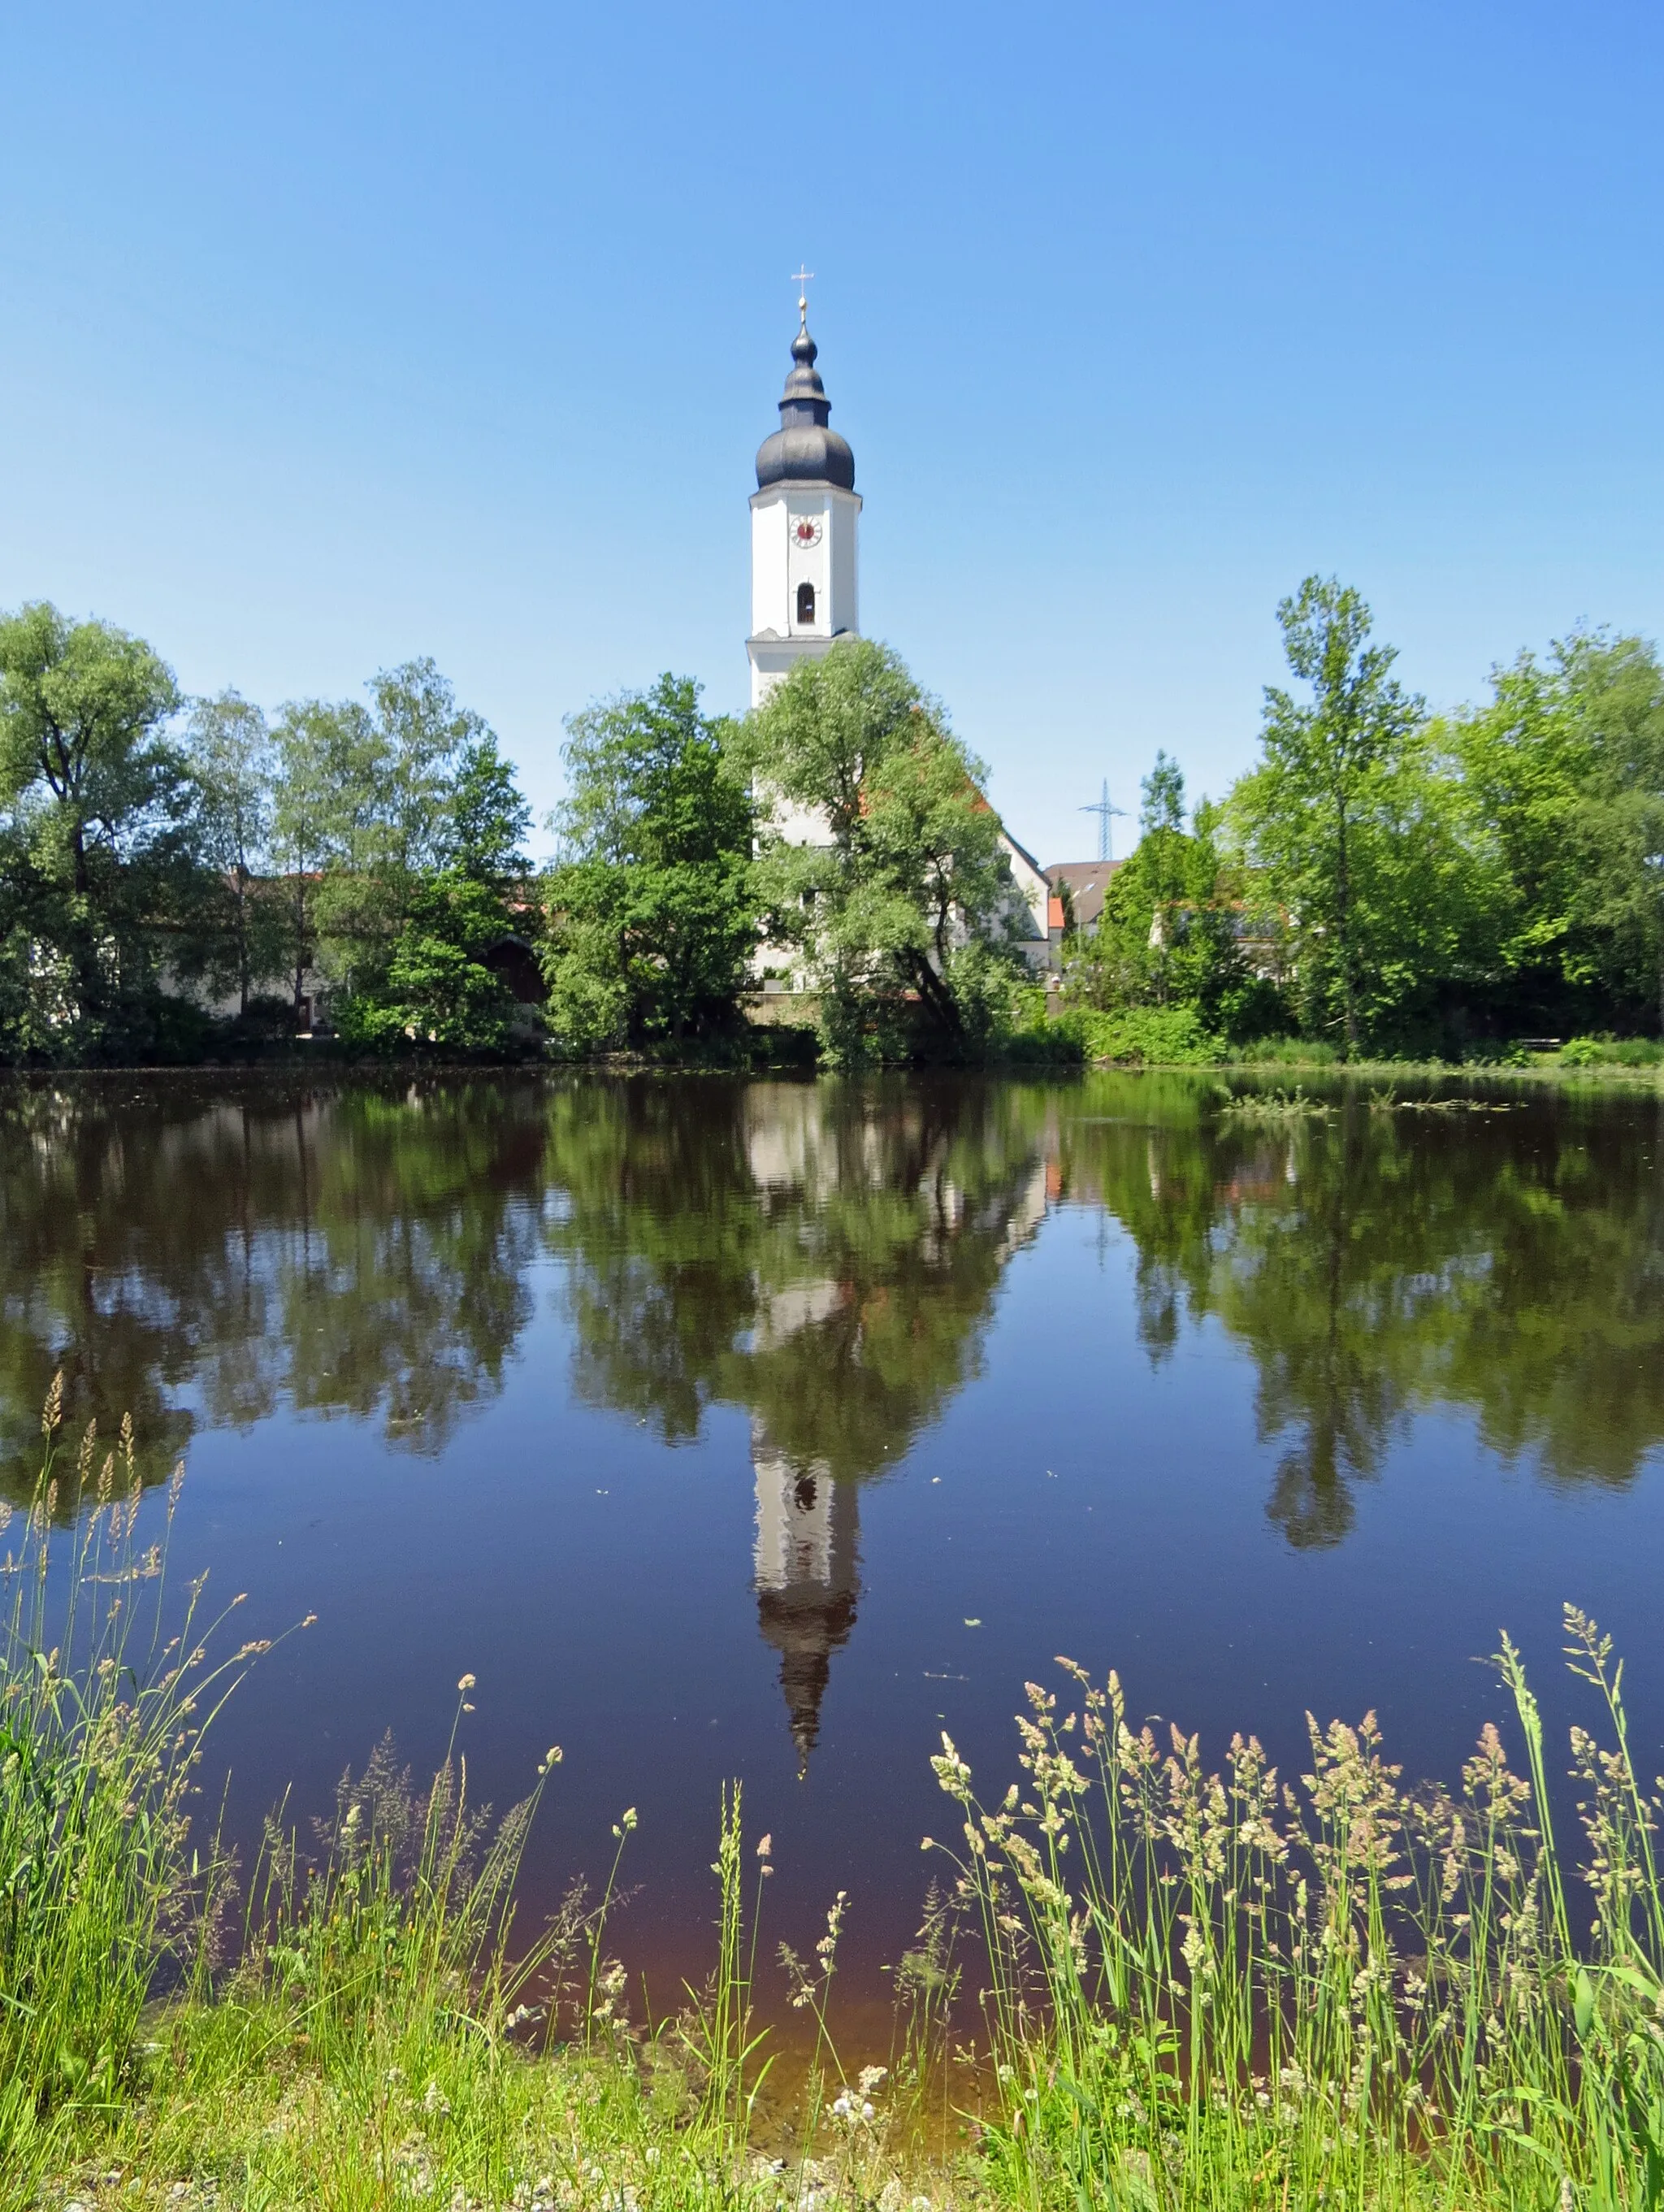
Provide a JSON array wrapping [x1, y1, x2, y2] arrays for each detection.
[[796, 581, 816, 625]]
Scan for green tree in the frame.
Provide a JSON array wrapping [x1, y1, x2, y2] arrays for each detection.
[[542, 674, 756, 1048], [1448, 648, 1591, 1005], [332, 874, 522, 1056], [270, 699, 358, 1020], [1562, 634, 1664, 1032], [1129, 751, 1193, 1006], [0, 601, 191, 1050], [1067, 756, 1254, 1031], [268, 670, 531, 1037], [738, 640, 1020, 1061], [445, 731, 532, 882], [1445, 630, 1664, 1037], [1230, 577, 1484, 1056], [184, 689, 288, 1014], [362, 658, 487, 883], [274, 666, 521, 1000]]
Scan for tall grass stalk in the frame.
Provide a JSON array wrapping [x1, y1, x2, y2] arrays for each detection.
[[711, 1783, 772, 2132], [0, 1383, 268, 2189], [930, 1610, 1664, 2209]]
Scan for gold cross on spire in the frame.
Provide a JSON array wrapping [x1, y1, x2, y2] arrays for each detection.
[[791, 267, 814, 326]]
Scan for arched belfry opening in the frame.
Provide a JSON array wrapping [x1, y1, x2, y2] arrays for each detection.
[[796, 581, 816, 626]]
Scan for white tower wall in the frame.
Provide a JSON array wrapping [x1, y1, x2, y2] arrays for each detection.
[[747, 484, 861, 706]]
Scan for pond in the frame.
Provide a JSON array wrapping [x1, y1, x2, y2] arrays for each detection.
[[3, 1069, 1662, 2038]]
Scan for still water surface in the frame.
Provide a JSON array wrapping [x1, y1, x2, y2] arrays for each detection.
[[3, 1070, 1662, 2021]]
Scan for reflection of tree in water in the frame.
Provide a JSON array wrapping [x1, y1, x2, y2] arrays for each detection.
[[544, 1078, 1055, 1756], [1058, 1082, 1664, 1546], [9, 1067, 1664, 1741], [0, 1078, 548, 1504], [0, 1073, 1056, 1753]]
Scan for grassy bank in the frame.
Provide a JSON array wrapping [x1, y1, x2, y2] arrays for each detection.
[[6, 1400, 1662, 2210], [996, 998, 1664, 1082]]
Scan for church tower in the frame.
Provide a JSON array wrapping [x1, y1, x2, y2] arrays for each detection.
[[747, 291, 861, 706]]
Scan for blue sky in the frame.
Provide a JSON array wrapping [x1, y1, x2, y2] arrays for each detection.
[[2, 2, 1660, 864]]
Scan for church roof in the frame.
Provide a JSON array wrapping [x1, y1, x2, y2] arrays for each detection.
[[756, 309, 856, 492]]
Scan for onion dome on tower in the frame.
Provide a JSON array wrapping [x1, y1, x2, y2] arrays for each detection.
[[755, 306, 856, 492]]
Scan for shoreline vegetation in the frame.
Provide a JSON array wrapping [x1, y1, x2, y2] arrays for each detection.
[[6, 1043, 1664, 1086], [6, 588, 1664, 1079], [6, 1398, 1664, 2210]]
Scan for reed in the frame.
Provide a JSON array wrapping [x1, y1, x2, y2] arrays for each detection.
[[929, 1612, 1664, 2209]]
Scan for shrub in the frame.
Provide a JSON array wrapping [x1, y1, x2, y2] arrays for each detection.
[[1551, 1034, 1664, 1068], [999, 1021, 1086, 1069], [1551, 1033, 1664, 1068], [332, 877, 530, 1058], [335, 933, 520, 1056], [1071, 1004, 1224, 1065], [1211, 974, 1290, 1045]]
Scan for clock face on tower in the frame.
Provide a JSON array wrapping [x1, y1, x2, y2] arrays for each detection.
[[791, 518, 824, 548]]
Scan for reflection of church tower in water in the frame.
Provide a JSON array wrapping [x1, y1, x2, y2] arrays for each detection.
[[736, 1087, 1058, 1767], [752, 1416, 859, 1773]]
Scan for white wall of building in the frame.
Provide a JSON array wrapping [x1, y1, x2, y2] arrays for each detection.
[[747, 484, 861, 707]]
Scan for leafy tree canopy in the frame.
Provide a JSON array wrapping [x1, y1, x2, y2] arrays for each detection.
[[332, 874, 526, 1057], [446, 731, 532, 882], [736, 639, 1024, 1061], [1229, 577, 1493, 1055], [542, 673, 756, 1048], [1561, 635, 1664, 1029], [182, 691, 291, 1014], [0, 601, 193, 1052], [1066, 752, 1260, 1034]]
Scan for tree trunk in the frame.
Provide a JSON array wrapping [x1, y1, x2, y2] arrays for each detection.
[[67, 819, 102, 1019], [292, 879, 308, 1018], [906, 948, 962, 1042], [1334, 801, 1358, 1060], [236, 875, 250, 1017]]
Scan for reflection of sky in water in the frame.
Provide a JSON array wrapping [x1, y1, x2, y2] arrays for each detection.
[[3, 1070, 1663, 2017]]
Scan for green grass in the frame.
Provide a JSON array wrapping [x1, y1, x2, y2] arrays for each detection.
[[1046, 1013, 1664, 1080], [0, 1386, 270, 2189], [7, 1397, 1664, 2210]]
